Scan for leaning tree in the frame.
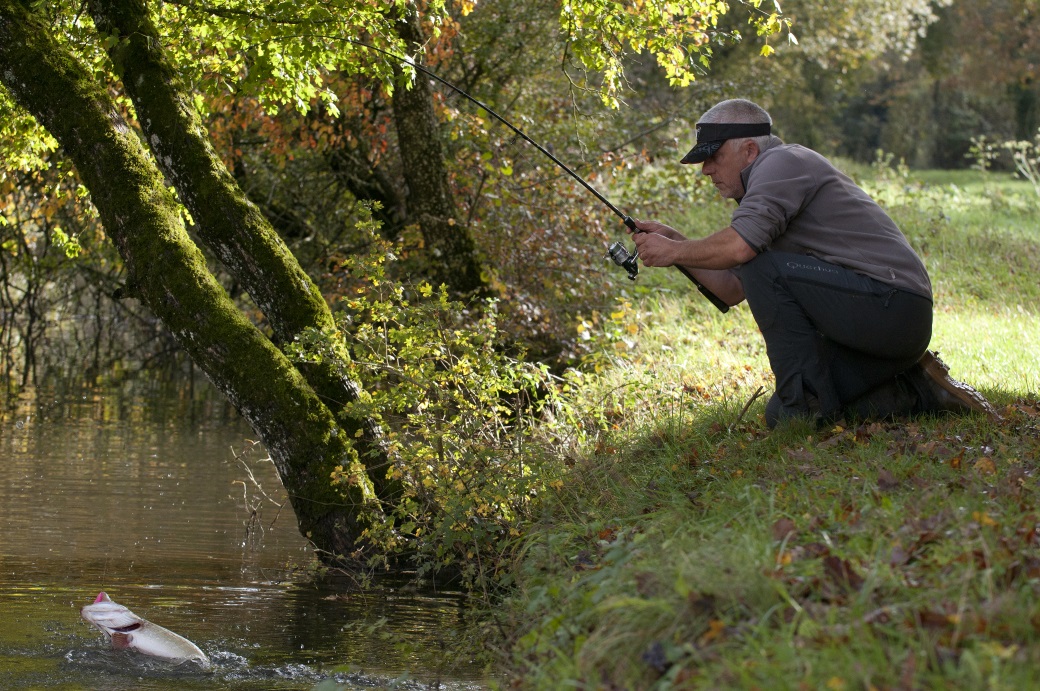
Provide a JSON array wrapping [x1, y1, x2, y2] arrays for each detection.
[[0, 0, 785, 563]]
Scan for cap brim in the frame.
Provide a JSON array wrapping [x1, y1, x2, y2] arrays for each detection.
[[680, 140, 723, 165]]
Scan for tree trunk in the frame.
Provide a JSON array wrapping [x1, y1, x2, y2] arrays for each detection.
[[0, 0, 375, 563], [393, 9, 487, 296], [86, 0, 398, 501]]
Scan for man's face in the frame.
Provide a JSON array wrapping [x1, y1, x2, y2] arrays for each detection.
[[700, 139, 758, 200]]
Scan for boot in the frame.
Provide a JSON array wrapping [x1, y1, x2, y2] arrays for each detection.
[[843, 376, 919, 421], [904, 351, 1001, 421]]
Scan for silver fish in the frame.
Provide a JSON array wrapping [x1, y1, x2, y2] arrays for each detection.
[[80, 591, 210, 666]]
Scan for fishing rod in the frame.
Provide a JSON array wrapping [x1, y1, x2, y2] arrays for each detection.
[[350, 39, 729, 313]]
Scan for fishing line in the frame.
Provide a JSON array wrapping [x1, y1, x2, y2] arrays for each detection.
[[347, 39, 729, 313]]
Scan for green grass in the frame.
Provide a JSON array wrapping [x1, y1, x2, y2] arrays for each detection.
[[493, 171, 1040, 689]]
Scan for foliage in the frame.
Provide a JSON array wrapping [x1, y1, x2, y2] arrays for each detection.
[[780, 0, 951, 68], [1001, 131, 1040, 199], [560, 0, 791, 107], [966, 130, 1040, 201], [725, 0, 1040, 170], [0, 94, 58, 174], [289, 220, 559, 585]]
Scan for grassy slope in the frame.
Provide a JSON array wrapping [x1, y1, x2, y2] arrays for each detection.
[[499, 170, 1040, 689]]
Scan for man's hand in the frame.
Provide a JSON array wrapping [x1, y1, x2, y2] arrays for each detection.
[[632, 231, 680, 267], [629, 218, 685, 241]]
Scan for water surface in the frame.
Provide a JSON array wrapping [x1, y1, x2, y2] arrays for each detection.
[[0, 380, 490, 689]]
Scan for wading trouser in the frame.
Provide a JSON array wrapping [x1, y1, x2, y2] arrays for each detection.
[[737, 251, 932, 426]]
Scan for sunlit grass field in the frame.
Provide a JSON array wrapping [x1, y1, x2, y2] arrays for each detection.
[[497, 169, 1040, 689]]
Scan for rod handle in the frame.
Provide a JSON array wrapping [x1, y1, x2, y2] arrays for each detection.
[[622, 217, 729, 313]]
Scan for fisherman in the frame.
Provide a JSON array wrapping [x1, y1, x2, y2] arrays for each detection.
[[630, 98, 1000, 428]]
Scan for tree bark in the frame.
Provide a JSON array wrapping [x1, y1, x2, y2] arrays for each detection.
[[0, 0, 375, 562], [392, 8, 487, 296], [85, 0, 398, 500]]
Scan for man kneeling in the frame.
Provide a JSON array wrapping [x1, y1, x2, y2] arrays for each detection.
[[631, 98, 999, 427]]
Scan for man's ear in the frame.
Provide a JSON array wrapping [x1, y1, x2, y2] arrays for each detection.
[[745, 140, 761, 164]]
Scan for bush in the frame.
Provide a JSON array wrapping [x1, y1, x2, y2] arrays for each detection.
[[289, 224, 561, 586]]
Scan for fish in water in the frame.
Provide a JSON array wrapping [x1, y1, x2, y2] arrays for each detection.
[[80, 591, 209, 666]]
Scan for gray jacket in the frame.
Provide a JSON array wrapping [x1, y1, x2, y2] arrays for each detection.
[[730, 138, 932, 299]]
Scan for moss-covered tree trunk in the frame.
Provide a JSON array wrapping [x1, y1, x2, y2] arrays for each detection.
[[86, 0, 397, 500], [393, 8, 487, 296], [0, 0, 376, 562]]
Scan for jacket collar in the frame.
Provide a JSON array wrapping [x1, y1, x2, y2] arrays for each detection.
[[737, 135, 784, 201]]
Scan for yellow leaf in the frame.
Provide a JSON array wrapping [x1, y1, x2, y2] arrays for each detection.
[[978, 641, 1019, 660], [697, 619, 726, 645], [974, 457, 997, 475], [826, 678, 846, 691], [972, 511, 999, 527]]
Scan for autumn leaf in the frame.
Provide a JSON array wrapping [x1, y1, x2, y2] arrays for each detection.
[[972, 510, 998, 528], [914, 609, 957, 631], [889, 543, 910, 567], [772, 517, 797, 542], [785, 447, 815, 463], [974, 457, 997, 475], [697, 619, 726, 646], [823, 555, 865, 592], [877, 468, 899, 491]]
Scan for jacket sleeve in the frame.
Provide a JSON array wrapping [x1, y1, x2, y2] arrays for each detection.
[[730, 150, 819, 253]]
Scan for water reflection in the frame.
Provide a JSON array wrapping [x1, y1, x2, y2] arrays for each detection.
[[0, 381, 491, 689]]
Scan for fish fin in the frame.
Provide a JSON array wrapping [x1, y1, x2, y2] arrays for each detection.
[[110, 632, 133, 650]]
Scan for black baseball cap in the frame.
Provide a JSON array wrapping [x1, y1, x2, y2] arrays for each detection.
[[680, 122, 772, 164]]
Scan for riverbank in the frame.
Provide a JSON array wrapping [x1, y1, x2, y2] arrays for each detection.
[[492, 168, 1040, 688]]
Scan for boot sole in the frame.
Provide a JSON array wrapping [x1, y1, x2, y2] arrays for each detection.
[[919, 352, 1001, 420]]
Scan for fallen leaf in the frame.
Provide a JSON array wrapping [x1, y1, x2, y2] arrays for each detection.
[[698, 619, 726, 646], [889, 543, 910, 567], [977, 641, 1018, 660], [899, 651, 917, 688], [823, 555, 865, 592], [772, 517, 797, 541], [877, 469, 899, 491], [687, 593, 718, 617], [972, 511, 999, 528], [785, 447, 815, 463], [974, 457, 997, 475], [915, 609, 956, 630]]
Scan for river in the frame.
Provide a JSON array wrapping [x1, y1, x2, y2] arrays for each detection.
[[0, 377, 492, 690]]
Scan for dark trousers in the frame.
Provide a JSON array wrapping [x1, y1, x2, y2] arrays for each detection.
[[737, 251, 932, 424]]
